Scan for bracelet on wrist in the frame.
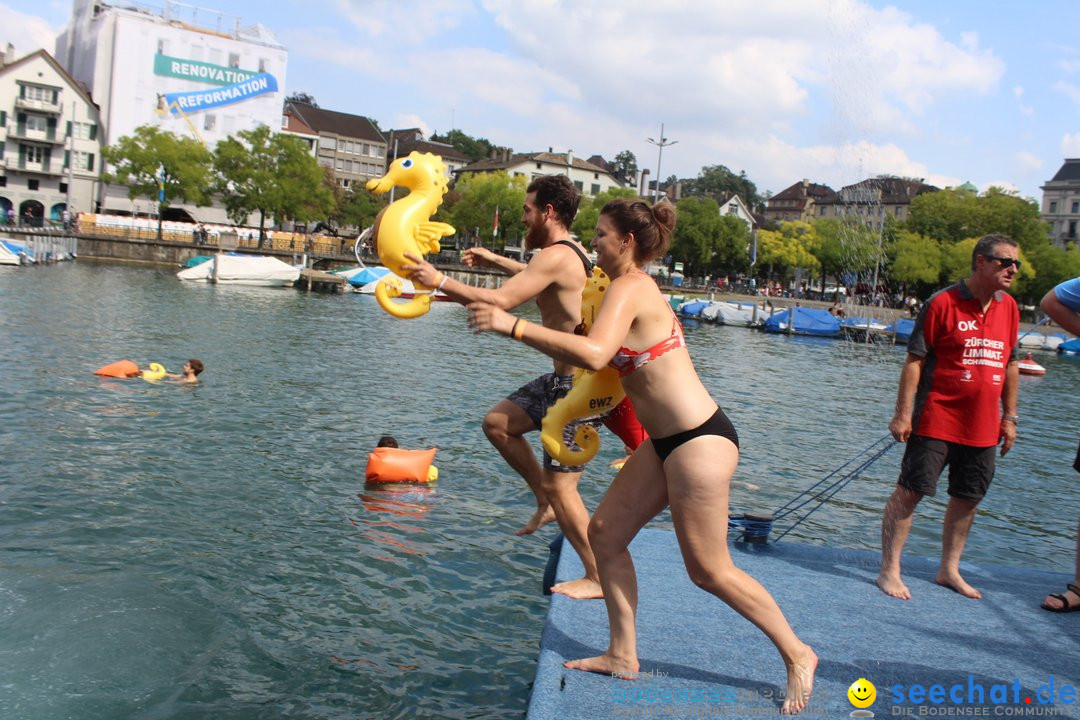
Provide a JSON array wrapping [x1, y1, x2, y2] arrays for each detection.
[[511, 318, 527, 341], [435, 274, 448, 293], [1002, 415, 1019, 424]]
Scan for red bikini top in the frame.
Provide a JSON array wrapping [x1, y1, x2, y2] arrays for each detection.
[[607, 314, 686, 377]]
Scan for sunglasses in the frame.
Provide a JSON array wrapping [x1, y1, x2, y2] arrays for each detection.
[[982, 255, 1022, 270]]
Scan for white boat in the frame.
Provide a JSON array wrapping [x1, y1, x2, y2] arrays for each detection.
[[0, 241, 21, 266], [1018, 332, 1045, 349], [1043, 333, 1067, 350], [176, 254, 300, 286], [714, 301, 764, 327]]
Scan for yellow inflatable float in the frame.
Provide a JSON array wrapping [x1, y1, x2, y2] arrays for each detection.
[[94, 360, 168, 381], [365, 152, 456, 319], [540, 266, 626, 466], [365, 447, 439, 484], [140, 363, 168, 382]]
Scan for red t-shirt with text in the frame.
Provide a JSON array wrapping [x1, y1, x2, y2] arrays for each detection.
[[908, 282, 1019, 447]]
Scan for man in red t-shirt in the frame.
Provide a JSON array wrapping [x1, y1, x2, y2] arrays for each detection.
[[877, 234, 1020, 601]]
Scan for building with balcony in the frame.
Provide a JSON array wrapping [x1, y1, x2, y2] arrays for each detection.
[[764, 179, 836, 225], [814, 176, 938, 230], [1040, 159, 1080, 248], [284, 102, 386, 191], [458, 148, 622, 198], [54, 0, 288, 217], [0, 47, 103, 225]]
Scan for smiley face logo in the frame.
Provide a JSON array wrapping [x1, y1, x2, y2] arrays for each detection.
[[848, 678, 876, 708]]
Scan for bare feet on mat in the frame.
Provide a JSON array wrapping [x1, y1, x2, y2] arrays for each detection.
[[516, 505, 556, 536], [876, 572, 912, 599], [936, 572, 982, 599], [782, 645, 818, 715], [551, 577, 603, 599], [563, 653, 639, 679]]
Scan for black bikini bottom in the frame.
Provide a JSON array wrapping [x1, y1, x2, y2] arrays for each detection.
[[652, 407, 739, 461]]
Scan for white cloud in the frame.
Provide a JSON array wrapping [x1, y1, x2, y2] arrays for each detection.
[[1063, 133, 1080, 157], [1059, 59, 1080, 74], [480, 0, 1003, 141], [1054, 81, 1080, 108], [332, 0, 474, 43], [0, 5, 60, 57], [1013, 151, 1043, 173], [1013, 85, 1034, 116], [392, 114, 431, 137]]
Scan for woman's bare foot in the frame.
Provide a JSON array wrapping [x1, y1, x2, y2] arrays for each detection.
[[782, 645, 818, 715], [516, 505, 556, 536], [876, 572, 912, 599], [564, 653, 639, 679], [551, 577, 603, 599], [935, 571, 982, 599]]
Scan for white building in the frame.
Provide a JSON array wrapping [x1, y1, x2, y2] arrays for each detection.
[[458, 149, 625, 198], [54, 0, 287, 218], [1040, 159, 1080, 248], [0, 47, 103, 225]]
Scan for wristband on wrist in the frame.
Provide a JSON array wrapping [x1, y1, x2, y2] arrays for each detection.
[[435, 274, 448, 293], [1002, 415, 1019, 424], [511, 318, 527, 341]]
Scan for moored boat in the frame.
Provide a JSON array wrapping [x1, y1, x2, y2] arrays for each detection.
[[176, 254, 301, 286]]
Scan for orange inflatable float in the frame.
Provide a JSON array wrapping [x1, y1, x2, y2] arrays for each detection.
[[365, 448, 438, 484], [95, 360, 141, 378]]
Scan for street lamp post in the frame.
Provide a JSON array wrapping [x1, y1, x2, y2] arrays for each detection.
[[646, 123, 677, 202]]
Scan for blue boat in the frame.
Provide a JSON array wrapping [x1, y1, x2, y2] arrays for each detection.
[[346, 266, 392, 287], [762, 307, 841, 337], [1059, 337, 1080, 356], [677, 300, 709, 318], [885, 317, 916, 343]]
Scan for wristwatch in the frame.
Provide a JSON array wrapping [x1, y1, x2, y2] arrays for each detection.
[[1003, 415, 1019, 424]]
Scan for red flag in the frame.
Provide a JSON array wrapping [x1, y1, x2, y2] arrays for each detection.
[[492, 205, 499, 237]]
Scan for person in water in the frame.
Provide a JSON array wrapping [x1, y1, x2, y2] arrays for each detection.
[[466, 198, 817, 714], [160, 359, 204, 384]]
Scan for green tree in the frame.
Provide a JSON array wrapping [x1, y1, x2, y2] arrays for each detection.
[[285, 92, 318, 108], [755, 221, 820, 283], [687, 164, 762, 210], [102, 124, 213, 213], [572, 187, 640, 243], [612, 150, 638, 185], [336, 186, 385, 231], [213, 124, 333, 242], [889, 230, 943, 294], [711, 214, 752, 276], [447, 171, 527, 247], [671, 196, 723, 275], [810, 218, 879, 296], [430, 129, 497, 163]]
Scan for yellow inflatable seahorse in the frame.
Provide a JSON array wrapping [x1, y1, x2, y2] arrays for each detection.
[[141, 363, 168, 382], [541, 266, 626, 466], [365, 152, 456, 318]]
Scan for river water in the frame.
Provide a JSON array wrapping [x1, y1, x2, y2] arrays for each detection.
[[1, 263, 1076, 719]]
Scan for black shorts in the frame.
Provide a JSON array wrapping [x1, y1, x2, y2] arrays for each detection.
[[506, 373, 602, 474], [1074, 438, 1080, 474], [897, 435, 996, 502]]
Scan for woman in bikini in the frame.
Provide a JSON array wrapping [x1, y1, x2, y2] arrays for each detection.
[[467, 198, 817, 715]]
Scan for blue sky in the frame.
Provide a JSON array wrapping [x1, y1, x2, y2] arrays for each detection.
[[4, 0, 1080, 201]]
